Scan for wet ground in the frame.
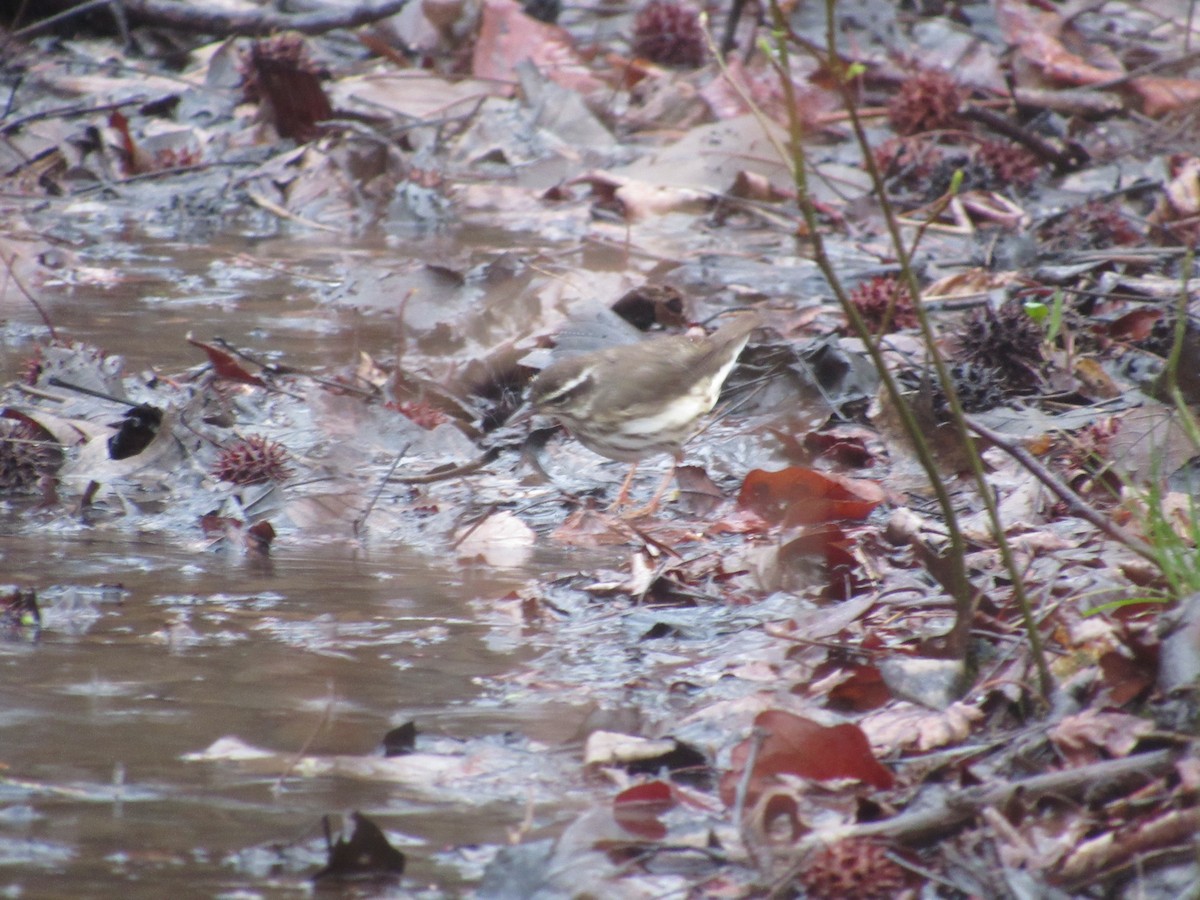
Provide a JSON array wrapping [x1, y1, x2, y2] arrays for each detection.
[[0, 226, 620, 896]]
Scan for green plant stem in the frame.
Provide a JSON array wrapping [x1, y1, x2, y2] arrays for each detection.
[[771, 0, 1052, 698], [1166, 251, 1200, 447]]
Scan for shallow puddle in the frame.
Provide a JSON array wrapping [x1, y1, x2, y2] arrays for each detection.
[[0, 225, 622, 895], [0, 532, 576, 895]]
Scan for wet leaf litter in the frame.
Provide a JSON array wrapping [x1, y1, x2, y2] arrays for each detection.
[[2, 0, 1200, 896]]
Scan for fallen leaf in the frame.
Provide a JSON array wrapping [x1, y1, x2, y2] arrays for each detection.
[[613, 780, 675, 841], [1049, 709, 1153, 765], [738, 467, 884, 526], [456, 511, 535, 568], [721, 709, 894, 807]]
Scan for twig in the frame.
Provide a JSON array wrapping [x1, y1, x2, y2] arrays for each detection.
[[10, 0, 121, 40], [1, 97, 150, 136], [958, 104, 1088, 173], [273, 681, 339, 795], [770, 748, 1178, 891], [964, 415, 1157, 563], [388, 447, 501, 484], [118, 0, 411, 37], [246, 190, 342, 234], [46, 376, 135, 406], [1, 252, 56, 339], [356, 443, 410, 535]]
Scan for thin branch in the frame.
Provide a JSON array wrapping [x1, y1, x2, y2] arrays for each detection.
[[964, 414, 1157, 563], [118, 0, 412, 37], [770, 748, 1178, 892]]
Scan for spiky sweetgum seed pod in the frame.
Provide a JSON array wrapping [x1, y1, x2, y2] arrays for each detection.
[[239, 34, 324, 103], [212, 435, 293, 486], [957, 298, 1045, 390], [848, 275, 918, 333], [0, 420, 61, 492], [1040, 199, 1142, 251], [887, 69, 965, 136], [797, 838, 908, 900], [631, 1, 706, 68], [977, 139, 1043, 191], [388, 400, 449, 430]]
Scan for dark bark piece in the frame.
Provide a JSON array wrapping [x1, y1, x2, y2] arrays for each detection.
[[24, 0, 414, 38]]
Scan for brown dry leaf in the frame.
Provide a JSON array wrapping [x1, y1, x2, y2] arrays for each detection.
[[456, 511, 535, 568], [1, 406, 104, 449], [584, 732, 677, 767], [738, 467, 884, 527], [782, 592, 876, 642], [553, 508, 637, 547], [720, 709, 894, 808], [352, 352, 390, 390], [673, 464, 724, 517], [611, 115, 791, 196], [612, 780, 674, 841], [981, 804, 1084, 874], [473, 0, 603, 94], [614, 181, 712, 220], [1098, 651, 1155, 706], [1048, 709, 1153, 765], [329, 71, 511, 120], [861, 700, 982, 754], [1131, 77, 1200, 118], [1072, 357, 1121, 400], [1058, 806, 1200, 885], [187, 337, 267, 386], [1148, 155, 1200, 229], [698, 55, 812, 124], [995, 0, 1200, 117], [1106, 405, 1197, 483], [567, 171, 711, 220], [958, 190, 1027, 230], [285, 492, 367, 534], [728, 169, 791, 203], [1107, 306, 1163, 343], [621, 70, 709, 131], [922, 267, 1017, 301], [825, 664, 890, 712]]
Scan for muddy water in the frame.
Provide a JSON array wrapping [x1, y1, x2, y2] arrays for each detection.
[[0, 230, 604, 895], [0, 537, 542, 895]]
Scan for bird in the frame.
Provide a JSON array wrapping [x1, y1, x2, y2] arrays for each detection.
[[526, 311, 760, 514]]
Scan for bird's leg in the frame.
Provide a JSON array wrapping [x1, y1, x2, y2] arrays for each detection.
[[608, 462, 640, 511], [620, 455, 680, 519]]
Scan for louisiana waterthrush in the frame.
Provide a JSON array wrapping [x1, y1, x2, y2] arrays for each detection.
[[527, 312, 760, 512]]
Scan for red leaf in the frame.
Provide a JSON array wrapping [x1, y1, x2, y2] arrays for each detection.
[[756, 710, 893, 788], [803, 431, 874, 467], [1108, 307, 1162, 342], [721, 710, 893, 806], [827, 664, 891, 712], [187, 338, 266, 386], [109, 110, 144, 175], [778, 524, 865, 601], [613, 780, 675, 840], [738, 468, 883, 526]]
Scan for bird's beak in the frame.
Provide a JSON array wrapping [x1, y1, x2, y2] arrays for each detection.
[[505, 399, 535, 427]]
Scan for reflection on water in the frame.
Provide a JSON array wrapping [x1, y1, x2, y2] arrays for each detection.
[[0, 222, 623, 895], [0, 533, 547, 895]]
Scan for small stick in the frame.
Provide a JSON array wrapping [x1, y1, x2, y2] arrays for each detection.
[[964, 414, 1157, 563], [46, 376, 138, 408], [355, 443, 410, 534]]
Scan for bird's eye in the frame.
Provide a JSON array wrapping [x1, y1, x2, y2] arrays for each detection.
[[538, 372, 593, 409], [545, 380, 589, 407]]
